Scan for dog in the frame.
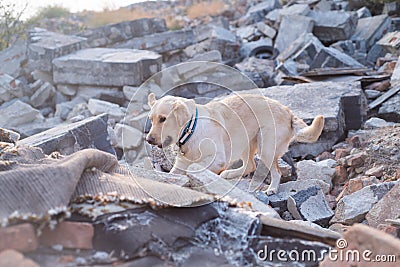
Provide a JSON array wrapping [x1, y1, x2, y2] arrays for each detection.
[[145, 92, 324, 195]]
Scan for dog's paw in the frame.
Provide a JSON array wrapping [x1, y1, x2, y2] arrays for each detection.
[[264, 186, 277, 196]]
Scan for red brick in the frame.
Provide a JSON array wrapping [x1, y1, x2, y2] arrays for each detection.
[[317, 151, 334, 161], [0, 223, 38, 253], [0, 249, 39, 267], [39, 221, 94, 249], [334, 147, 351, 160], [333, 165, 348, 186]]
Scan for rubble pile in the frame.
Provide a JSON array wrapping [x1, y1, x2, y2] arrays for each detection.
[[0, 0, 400, 266]]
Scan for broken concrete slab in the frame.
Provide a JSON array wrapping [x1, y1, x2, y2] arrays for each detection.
[[88, 99, 124, 122], [331, 181, 398, 225], [287, 186, 334, 227], [79, 18, 168, 48], [356, 6, 371, 18], [189, 50, 222, 62], [246, 0, 281, 23], [53, 48, 162, 87], [310, 47, 365, 69], [18, 114, 115, 155], [308, 10, 358, 42], [0, 74, 24, 105], [114, 123, 143, 149], [377, 31, 400, 56], [30, 82, 55, 109], [364, 117, 396, 129], [351, 15, 391, 52], [277, 33, 324, 63], [28, 28, 87, 72], [234, 57, 275, 87], [113, 29, 195, 54], [274, 15, 314, 54], [255, 22, 276, 39], [56, 84, 78, 97], [0, 39, 27, 78], [296, 159, 336, 188], [0, 100, 43, 128]]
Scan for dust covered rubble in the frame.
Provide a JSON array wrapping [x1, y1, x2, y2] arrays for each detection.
[[0, 0, 400, 266]]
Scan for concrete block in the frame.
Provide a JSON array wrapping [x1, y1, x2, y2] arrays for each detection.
[[0, 74, 24, 105], [88, 99, 124, 121], [30, 82, 55, 109], [53, 48, 162, 87], [0, 223, 38, 252], [287, 186, 334, 227], [377, 31, 400, 56], [0, 100, 42, 128], [351, 15, 391, 51], [274, 15, 314, 54], [0, 39, 26, 78], [114, 29, 195, 54], [297, 159, 336, 188], [28, 28, 86, 72], [246, 0, 281, 23], [308, 11, 358, 42], [18, 114, 115, 155], [114, 123, 143, 149], [310, 47, 365, 69]]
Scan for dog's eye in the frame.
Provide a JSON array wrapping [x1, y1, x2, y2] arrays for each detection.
[[159, 117, 166, 123]]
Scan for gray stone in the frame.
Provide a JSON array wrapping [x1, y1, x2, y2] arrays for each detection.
[[351, 15, 391, 52], [377, 31, 400, 56], [77, 86, 120, 101], [279, 179, 331, 195], [30, 82, 55, 108], [53, 48, 162, 87], [235, 57, 275, 87], [31, 70, 53, 84], [0, 39, 26, 78], [356, 7, 371, 18], [310, 47, 365, 69], [0, 128, 20, 143], [79, 18, 168, 48], [0, 74, 24, 104], [57, 84, 78, 97], [364, 89, 382, 99], [331, 181, 398, 225], [236, 25, 256, 40], [330, 40, 356, 56], [55, 97, 86, 121], [28, 28, 87, 72], [277, 33, 323, 63], [274, 15, 314, 54], [296, 159, 336, 188], [246, 0, 281, 23], [0, 100, 42, 128], [364, 117, 395, 129], [287, 186, 334, 227], [189, 50, 222, 62], [378, 92, 400, 122], [240, 38, 273, 58], [88, 99, 124, 122], [127, 112, 149, 133], [256, 22, 276, 39], [114, 123, 143, 149], [308, 11, 358, 42], [114, 29, 195, 54], [18, 114, 115, 155]]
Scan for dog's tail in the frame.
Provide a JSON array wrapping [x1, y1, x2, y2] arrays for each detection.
[[292, 115, 324, 143]]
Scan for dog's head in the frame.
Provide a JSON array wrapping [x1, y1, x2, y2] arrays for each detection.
[[146, 93, 196, 148]]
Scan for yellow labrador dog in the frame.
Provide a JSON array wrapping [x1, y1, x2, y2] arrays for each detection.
[[146, 93, 324, 195]]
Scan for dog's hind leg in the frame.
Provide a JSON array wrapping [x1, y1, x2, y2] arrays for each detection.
[[243, 136, 257, 177]]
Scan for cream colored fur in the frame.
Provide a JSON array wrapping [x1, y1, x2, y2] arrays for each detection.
[[146, 93, 324, 195]]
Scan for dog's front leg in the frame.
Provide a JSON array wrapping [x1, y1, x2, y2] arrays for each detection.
[[170, 155, 191, 175]]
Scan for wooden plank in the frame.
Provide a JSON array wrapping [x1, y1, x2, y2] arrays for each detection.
[[368, 86, 400, 110]]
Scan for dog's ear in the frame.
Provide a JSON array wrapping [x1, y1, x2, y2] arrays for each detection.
[[148, 93, 156, 107], [173, 100, 190, 126]]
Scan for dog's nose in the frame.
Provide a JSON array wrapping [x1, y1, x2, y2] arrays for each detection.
[[146, 135, 156, 145]]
